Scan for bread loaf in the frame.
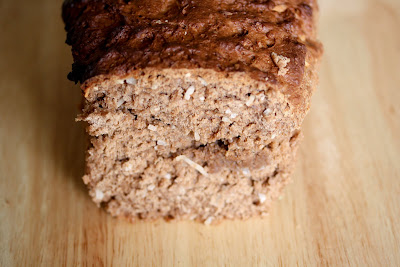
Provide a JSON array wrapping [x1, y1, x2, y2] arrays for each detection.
[[63, 0, 322, 223]]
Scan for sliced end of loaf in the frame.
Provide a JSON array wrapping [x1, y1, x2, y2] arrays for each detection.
[[79, 68, 305, 223]]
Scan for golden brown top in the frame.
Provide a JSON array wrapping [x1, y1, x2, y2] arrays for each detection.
[[63, 0, 321, 86]]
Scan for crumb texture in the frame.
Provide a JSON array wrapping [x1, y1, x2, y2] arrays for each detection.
[[80, 69, 306, 223]]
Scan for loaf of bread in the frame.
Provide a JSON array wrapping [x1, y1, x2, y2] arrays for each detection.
[[63, 0, 322, 223]]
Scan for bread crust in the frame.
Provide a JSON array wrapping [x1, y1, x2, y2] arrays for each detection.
[[63, 0, 322, 105]]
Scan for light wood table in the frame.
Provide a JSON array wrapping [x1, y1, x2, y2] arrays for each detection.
[[1, 0, 399, 265]]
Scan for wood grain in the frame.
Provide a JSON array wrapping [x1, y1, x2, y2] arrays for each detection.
[[1, 0, 399, 265]]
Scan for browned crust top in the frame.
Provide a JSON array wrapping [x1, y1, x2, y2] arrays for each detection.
[[63, 0, 322, 87]]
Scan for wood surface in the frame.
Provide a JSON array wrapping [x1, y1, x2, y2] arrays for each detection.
[[1, 0, 399, 266]]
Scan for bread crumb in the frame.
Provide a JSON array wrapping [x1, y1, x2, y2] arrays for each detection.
[[271, 52, 290, 76], [184, 85, 195, 100], [271, 134, 276, 139], [157, 140, 168, 146], [82, 175, 90, 184], [194, 131, 200, 141], [178, 187, 186, 195], [151, 106, 160, 112], [222, 117, 230, 123], [258, 193, 267, 204], [175, 155, 208, 176], [242, 168, 251, 176], [263, 108, 272, 115], [148, 125, 157, 131], [225, 110, 238, 119], [272, 5, 287, 12], [116, 99, 125, 107], [185, 73, 191, 78], [204, 217, 214, 225], [125, 77, 137, 85], [151, 84, 159, 90], [95, 189, 104, 200], [199, 96, 205, 101], [84, 89, 90, 98], [198, 77, 208, 86], [123, 162, 133, 171], [164, 173, 171, 179], [147, 185, 155, 191], [246, 95, 255, 106]]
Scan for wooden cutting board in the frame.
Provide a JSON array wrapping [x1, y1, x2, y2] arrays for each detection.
[[1, 0, 399, 265]]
